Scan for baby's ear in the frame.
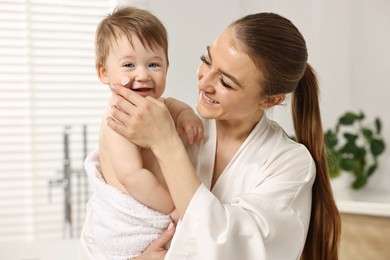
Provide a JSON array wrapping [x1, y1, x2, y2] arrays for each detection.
[[96, 63, 109, 84], [259, 94, 285, 110]]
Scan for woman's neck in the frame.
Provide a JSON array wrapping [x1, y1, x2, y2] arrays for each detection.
[[215, 112, 264, 142]]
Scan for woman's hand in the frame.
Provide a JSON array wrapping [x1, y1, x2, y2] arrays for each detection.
[[169, 209, 180, 225], [107, 84, 178, 151], [133, 222, 176, 260], [109, 85, 200, 219]]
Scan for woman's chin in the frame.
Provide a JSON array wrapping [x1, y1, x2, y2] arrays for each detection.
[[196, 104, 216, 119]]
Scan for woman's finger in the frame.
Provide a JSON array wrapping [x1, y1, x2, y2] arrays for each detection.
[[109, 104, 129, 126], [146, 96, 167, 109], [110, 84, 145, 107], [149, 222, 176, 250], [106, 116, 127, 136], [112, 93, 135, 117], [131, 223, 175, 260]]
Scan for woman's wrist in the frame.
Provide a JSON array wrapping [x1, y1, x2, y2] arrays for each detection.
[[151, 132, 183, 160], [151, 133, 201, 218]]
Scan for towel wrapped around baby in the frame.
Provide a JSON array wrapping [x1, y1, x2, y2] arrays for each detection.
[[79, 149, 171, 260]]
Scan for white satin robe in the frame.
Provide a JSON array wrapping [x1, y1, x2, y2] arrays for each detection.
[[166, 116, 316, 260]]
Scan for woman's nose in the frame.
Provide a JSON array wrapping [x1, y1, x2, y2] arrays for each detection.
[[198, 66, 215, 92]]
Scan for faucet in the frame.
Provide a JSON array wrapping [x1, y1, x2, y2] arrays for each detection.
[[48, 125, 89, 238]]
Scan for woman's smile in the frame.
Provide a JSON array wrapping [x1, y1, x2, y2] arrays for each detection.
[[200, 91, 219, 104]]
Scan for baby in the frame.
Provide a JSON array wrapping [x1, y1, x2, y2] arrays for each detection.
[[79, 6, 203, 260]]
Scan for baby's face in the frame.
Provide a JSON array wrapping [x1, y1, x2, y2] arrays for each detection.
[[103, 33, 168, 98]]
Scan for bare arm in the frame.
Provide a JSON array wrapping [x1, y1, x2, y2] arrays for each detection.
[[164, 97, 191, 123], [151, 131, 201, 218], [164, 97, 204, 144], [100, 107, 174, 214], [107, 87, 201, 218]]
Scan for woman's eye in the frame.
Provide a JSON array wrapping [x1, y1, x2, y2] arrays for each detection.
[[200, 55, 211, 66], [220, 78, 232, 89]]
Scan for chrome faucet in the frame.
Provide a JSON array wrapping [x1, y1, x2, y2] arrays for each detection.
[[49, 125, 89, 238]]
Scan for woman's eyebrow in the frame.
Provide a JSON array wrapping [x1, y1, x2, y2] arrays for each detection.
[[207, 46, 212, 61], [207, 46, 242, 88]]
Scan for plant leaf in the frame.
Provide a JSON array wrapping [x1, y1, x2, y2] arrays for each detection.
[[357, 146, 366, 157], [343, 133, 358, 142], [340, 158, 358, 172], [339, 112, 361, 125], [324, 110, 386, 188], [362, 128, 373, 141], [366, 164, 377, 177], [371, 139, 386, 156], [325, 130, 338, 148], [339, 135, 359, 154], [352, 175, 367, 189], [375, 118, 382, 135], [326, 147, 340, 178]]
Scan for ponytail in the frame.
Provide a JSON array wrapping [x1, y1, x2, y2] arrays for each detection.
[[232, 12, 341, 259], [293, 64, 341, 260]]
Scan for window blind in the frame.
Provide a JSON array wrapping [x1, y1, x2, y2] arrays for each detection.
[[0, 0, 113, 241]]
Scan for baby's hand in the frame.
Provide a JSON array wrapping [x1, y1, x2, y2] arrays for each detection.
[[176, 110, 204, 144]]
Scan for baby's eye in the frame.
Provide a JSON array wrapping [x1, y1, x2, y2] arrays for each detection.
[[149, 63, 160, 68], [124, 63, 135, 68]]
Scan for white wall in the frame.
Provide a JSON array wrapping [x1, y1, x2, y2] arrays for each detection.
[[137, 0, 389, 191], [350, 0, 390, 189], [149, 0, 243, 106]]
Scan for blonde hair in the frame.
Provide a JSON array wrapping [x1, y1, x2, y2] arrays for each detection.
[[95, 6, 168, 68]]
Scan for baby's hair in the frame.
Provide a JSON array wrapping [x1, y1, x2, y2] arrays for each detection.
[[95, 6, 168, 68]]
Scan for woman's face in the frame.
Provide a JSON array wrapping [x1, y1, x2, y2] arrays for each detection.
[[196, 27, 266, 122]]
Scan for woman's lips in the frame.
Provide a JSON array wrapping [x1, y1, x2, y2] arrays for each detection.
[[201, 91, 219, 104]]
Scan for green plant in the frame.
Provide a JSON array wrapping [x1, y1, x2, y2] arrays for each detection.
[[325, 111, 386, 189]]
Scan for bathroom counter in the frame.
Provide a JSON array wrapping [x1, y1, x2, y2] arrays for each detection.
[[0, 239, 79, 260], [333, 186, 390, 217]]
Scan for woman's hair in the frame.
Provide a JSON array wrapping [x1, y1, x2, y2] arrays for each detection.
[[231, 13, 341, 260], [95, 5, 168, 68]]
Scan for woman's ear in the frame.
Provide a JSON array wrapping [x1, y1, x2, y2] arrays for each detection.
[[96, 63, 109, 84], [259, 94, 285, 110]]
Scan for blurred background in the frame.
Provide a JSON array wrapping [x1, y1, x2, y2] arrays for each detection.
[[0, 0, 389, 259]]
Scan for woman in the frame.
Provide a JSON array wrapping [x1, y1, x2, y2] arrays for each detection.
[[107, 12, 341, 259]]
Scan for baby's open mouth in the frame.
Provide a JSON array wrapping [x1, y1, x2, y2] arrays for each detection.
[[132, 88, 151, 92]]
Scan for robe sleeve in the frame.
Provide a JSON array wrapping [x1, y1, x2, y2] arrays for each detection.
[[166, 166, 314, 260], [165, 118, 315, 259]]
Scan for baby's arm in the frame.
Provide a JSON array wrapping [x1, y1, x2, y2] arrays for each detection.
[[100, 106, 174, 214], [164, 97, 204, 144]]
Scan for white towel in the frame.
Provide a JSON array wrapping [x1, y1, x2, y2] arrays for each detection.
[[84, 149, 171, 260]]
